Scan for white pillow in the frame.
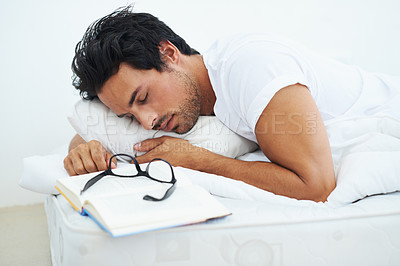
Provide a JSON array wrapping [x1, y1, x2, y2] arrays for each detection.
[[67, 99, 258, 158], [20, 154, 67, 195], [327, 150, 400, 207], [326, 115, 400, 207]]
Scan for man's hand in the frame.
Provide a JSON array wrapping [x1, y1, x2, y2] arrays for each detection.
[[64, 135, 117, 176], [134, 136, 210, 167]]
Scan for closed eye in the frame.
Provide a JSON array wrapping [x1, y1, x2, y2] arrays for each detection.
[[117, 113, 136, 120], [139, 93, 148, 104]]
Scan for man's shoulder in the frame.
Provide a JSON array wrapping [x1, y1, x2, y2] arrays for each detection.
[[205, 33, 266, 55], [204, 32, 298, 66]]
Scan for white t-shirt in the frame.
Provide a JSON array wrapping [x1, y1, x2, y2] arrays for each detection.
[[203, 33, 400, 142]]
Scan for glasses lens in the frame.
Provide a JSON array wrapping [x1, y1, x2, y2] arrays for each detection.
[[147, 159, 174, 183], [109, 154, 139, 177]]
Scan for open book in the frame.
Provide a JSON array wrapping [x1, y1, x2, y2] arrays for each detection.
[[55, 163, 231, 237]]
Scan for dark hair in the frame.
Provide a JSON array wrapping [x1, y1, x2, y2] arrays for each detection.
[[72, 6, 199, 100]]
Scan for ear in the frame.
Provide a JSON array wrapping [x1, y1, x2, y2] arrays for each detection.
[[158, 40, 180, 65]]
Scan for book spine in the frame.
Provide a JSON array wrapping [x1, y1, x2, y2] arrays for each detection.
[[55, 186, 82, 213], [82, 208, 114, 237]]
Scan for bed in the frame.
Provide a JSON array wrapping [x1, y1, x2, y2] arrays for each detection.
[[45, 188, 400, 266], [20, 99, 400, 265], [22, 147, 400, 266]]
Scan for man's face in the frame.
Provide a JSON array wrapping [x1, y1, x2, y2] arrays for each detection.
[[98, 62, 201, 134]]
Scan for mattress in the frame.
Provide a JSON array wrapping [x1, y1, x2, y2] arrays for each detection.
[[45, 190, 400, 266]]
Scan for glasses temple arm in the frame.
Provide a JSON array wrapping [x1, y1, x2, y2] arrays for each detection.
[[80, 171, 110, 195], [143, 181, 177, 201]]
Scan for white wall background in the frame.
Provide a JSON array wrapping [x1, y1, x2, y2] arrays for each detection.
[[1, 0, 399, 207]]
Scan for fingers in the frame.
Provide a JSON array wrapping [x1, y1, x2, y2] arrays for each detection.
[[63, 140, 112, 176], [89, 141, 107, 171], [134, 137, 166, 152], [63, 156, 76, 176], [134, 136, 191, 164], [65, 145, 92, 175], [133, 137, 170, 164], [105, 151, 117, 169], [134, 136, 201, 168], [135, 152, 152, 164]]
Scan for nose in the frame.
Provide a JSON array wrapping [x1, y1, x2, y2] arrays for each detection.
[[136, 111, 158, 130]]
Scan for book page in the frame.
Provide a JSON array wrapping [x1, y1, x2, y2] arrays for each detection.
[[84, 185, 231, 236], [56, 163, 191, 204]]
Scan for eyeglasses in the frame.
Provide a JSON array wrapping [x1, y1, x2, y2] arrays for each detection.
[[80, 154, 177, 201]]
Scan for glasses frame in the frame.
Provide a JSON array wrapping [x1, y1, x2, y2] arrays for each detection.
[[80, 154, 177, 201]]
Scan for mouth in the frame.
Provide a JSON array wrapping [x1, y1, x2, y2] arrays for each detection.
[[158, 115, 175, 132]]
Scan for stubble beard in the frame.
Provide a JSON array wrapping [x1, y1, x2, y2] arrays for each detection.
[[170, 69, 201, 134]]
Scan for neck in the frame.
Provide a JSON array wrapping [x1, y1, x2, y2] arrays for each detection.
[[187, 55, 216, 115]]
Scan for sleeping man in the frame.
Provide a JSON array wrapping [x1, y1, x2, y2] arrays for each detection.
[[64, 6, 400, 202]]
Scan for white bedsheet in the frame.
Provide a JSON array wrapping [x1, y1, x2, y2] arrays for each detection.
[[20, 114, 400, 207]]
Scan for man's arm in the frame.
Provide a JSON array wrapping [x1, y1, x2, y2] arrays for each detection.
[[64, 134, 117, 176], [135, 84, 335, 202], [254, 84, 335, 201], [205, 84, 335, 201]]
